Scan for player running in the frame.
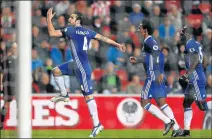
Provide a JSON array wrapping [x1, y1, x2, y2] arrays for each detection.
[[46, 8, 126, 137], [179, 26, 209, 136], [129, 19, 183, 137]]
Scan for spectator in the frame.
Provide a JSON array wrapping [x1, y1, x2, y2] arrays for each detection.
[[206, 75, 212, 95], [126, 75, 142, 94], [32, 49, 44, 82], [151, 5, 162, 28], [110, 0, 126, 21], [50, 38, 72, 66], [34, 39, 50, 63], [141, 0, 153, 17], [167, 5, 182, 31], [162, 47, 178, 74], [91, 1, 111, 19], [177, 44, 186, 73], [117, 14, 131, 33], [32, 25, 44, 48], [84, 7, 94, 29], [45, 58, 53, 78], [127, 48, 145, 81], [98, 62, 121, 94], [129, 3, 144, 26], [39, 72, 55, 93], [56, 15, 66, 29], [202, 28, 211, 56], [55, 1, 70, 16], [166, 73, 182, 94], [158, 16, 176, 43], [1, 7, 14, 29], [88, 40, 102, 69], [32, 8, 42, 27]]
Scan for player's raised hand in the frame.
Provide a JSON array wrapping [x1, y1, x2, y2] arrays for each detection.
[[118, 44, 126, 52], [47, 7, 56, 20], [129, 56, 137, 63]]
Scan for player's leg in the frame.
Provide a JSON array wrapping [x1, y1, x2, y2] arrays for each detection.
[[181, 85, 194, 136], [157, 97, 183, 137], [0, 87, 13, 129], [50, 60, 74, 102], [141, 80, 173, 136], [77, 73, 103, 137]]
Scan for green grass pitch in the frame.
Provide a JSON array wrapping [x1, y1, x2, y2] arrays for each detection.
[[1, 129, 211, 138]]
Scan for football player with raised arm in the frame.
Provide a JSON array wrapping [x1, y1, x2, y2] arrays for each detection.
[[129, 19, 183, 137], [179, 26, 209, 136], [46, 8, 126, 137]]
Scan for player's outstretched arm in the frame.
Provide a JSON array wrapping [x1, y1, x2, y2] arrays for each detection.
[[47, 8, 62, 37], [94, 34, 126, 52]]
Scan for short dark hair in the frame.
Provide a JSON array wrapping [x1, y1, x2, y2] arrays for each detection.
[[180, 25, 194, 37], [141, 18, 155, 35], [74, 11, 84, 25]]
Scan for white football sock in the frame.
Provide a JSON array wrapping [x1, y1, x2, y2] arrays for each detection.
[[54, 76, 67, 96], [161, 104, 180, 130], [144, 103, 171, 124], [87, 99, 99, 127], [184, 108, 192, 130]]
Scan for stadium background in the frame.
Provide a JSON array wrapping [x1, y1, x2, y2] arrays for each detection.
[[0, 0, 212, 138]]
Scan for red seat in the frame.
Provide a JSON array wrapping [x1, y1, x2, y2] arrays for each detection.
[[92, 68, 105, 82], [116, 69, 128, 81], [116, 69, 128, 91], [186, 14, 203, 28], [199, 3, 211, 14]]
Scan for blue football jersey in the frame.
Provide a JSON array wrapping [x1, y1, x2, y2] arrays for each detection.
[[142, 36, 164, 80], [61, 26, 97, 73], [185, 38, 206, 86]]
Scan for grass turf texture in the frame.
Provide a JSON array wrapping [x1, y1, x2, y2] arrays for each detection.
[[1, 129, 211, 138]]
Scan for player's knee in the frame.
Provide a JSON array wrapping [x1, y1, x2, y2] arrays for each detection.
[[143, 102, 151, 110], [52, 67, 62, 76], [183, 98, 193, 108], [84, 95, 94, 102], [195, 100, 208, 111]]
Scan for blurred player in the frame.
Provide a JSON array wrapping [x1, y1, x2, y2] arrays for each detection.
[[129, 19, 183, 137], [179, 26, 209, 136], [0, 43, 18, 129], [46, 8, 126, 137]]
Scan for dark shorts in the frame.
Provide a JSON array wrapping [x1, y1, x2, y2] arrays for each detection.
[[56, 60, 93, 96], [184, 82, 207, 101], [2, 86, 15, 102]]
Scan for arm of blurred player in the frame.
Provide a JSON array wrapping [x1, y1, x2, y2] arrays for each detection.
[[94, 34, 126, 52], [129, 56, 144, 63], [202, 52, 208, 68], [185, 52, 199, 78], [47, 8, 63, 37]]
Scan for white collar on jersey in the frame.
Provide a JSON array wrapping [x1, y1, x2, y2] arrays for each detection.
[[144, 35, 152, 43]]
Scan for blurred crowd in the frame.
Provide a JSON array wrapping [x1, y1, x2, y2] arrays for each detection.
[[1, 0, 211, 95]]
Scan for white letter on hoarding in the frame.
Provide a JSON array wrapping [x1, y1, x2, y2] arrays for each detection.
[[32, 100, 54, 126], [7, 100, 17, 126], [55, 100, 79, 126]]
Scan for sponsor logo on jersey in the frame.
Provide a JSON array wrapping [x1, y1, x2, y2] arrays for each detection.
[[76, 30, 89, 35]]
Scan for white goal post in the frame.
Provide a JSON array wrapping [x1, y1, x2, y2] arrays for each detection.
[[17, 1, 32, 138]]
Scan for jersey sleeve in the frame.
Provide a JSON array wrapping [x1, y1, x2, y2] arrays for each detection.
[[88, 29, 97, 39], [60, 26, 73, 38]]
